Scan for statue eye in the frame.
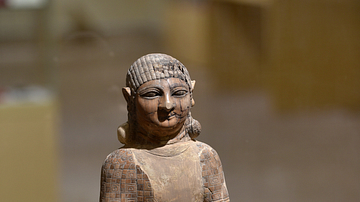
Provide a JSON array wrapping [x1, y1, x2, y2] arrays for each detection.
[[172, 90, 188, 97], [141, 91, 161, 98]]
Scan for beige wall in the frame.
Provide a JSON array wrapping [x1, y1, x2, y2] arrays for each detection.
[[52, 0, 165, 37], [0, 0, 165, 40], [199, 0, 360, 111], [267, 0, 360, 111], [0, 100, 59, 202], [163, 1, 211, 66]]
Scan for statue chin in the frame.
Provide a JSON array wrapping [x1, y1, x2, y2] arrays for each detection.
[[117, 115, 201, 146], [117, 120, 187, 147]]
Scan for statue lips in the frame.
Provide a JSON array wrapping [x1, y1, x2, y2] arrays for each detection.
[[158, 111, 177, 122]]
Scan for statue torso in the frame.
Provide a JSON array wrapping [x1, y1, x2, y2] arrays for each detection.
[[100, 140, 229, 202], [131, 141, 204, 202]]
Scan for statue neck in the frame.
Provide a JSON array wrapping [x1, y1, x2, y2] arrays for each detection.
[[128, 125, 191, 149]]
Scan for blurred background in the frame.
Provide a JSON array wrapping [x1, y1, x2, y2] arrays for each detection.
[[0, 0, 359, 201]]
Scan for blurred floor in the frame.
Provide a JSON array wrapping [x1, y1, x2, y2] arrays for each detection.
[[57, 31, 360, 202]]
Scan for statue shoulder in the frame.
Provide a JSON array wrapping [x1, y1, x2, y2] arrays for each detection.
[[194, 141, 221, 159], [102, 148, 135, 168]]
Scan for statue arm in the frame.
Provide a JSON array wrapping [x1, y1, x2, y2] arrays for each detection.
[[99, 149, 154, 202], [99, 151, 123, 201], [199, 143, 230, 202]]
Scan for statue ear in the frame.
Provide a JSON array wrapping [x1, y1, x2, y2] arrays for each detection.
[[191, 80, 196, 107], [191, 80, 196, 91], [122, 87, 131, 103]]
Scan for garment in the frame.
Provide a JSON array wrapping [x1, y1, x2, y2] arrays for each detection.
[[100, 140, 229, 202]]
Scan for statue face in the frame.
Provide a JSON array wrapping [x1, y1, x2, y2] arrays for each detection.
[[135, 78, 191, 137]]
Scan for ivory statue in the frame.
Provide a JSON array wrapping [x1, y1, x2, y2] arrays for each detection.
[[100, 53, 229, 202]]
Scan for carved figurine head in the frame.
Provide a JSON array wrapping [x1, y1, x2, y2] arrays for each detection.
[[118, 53, 201, 148]]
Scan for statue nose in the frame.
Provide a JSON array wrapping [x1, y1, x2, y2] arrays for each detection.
[[160, 93, 174, 111]]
